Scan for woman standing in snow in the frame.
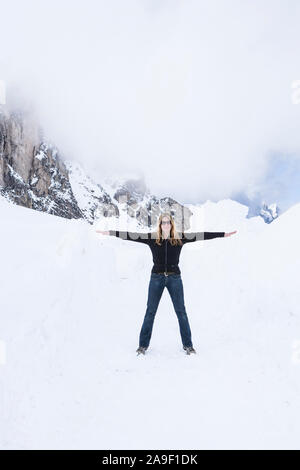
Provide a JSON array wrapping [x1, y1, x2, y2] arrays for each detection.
[[97, 212, 236, 356]]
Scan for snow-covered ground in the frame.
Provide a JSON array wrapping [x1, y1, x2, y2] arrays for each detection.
[[0, 195, 300, 450]]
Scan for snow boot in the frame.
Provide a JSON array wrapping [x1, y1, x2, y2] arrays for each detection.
[[183, 346, 196, 355], [136, 346, 147, 355]]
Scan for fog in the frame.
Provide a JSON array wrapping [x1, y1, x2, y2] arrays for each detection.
[[1, 0, 300, 205]]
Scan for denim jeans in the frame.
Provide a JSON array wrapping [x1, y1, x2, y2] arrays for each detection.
[[139, 273, 193, 349]]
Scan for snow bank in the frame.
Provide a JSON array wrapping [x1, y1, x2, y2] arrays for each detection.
[[0, 196, 299, 450]]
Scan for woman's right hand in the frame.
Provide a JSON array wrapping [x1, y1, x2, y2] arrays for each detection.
[[96, 230, 109, 235]]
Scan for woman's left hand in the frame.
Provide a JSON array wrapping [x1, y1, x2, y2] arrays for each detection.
[[224, 230, 237, 237]]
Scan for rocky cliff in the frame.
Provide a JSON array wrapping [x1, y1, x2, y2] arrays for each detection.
[[0, 106, 83, 220]]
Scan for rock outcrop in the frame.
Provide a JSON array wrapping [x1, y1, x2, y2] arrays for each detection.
[[0, 106, 83, 220]]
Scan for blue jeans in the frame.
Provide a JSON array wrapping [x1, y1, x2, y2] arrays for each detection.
[[139, 273, 193, 349]]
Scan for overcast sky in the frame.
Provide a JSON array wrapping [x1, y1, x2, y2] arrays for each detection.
[[1, 0, 300, 206]]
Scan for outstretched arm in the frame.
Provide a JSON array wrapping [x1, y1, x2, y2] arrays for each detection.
[[181, 230, 237, 243], [96, 229, 152, 244]]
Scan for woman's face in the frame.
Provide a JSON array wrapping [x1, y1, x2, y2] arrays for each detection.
[[161, 217, 171, 236]]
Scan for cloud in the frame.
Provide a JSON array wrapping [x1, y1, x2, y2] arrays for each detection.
[[1, 0, 300, 204]]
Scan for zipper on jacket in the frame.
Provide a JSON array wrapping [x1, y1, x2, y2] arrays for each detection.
[[164, 237, 168, 276]]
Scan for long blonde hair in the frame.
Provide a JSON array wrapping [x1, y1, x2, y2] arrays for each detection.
[[155, 212, 183, 246]]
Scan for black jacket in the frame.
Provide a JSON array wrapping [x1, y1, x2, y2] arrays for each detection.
[[109, 230, 225, 274]]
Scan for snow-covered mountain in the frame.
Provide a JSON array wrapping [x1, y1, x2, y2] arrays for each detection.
[[231, 189, 280, 224], [259, 202, 279, 223], [1, 194, 299, 449], [1, 107, 281, 230]]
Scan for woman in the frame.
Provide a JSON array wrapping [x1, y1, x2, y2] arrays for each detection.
[[97, 212, 237, 356]]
